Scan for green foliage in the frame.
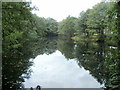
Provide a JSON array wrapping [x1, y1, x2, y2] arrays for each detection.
[[46, 17, 58, 36], [2, 2, 35, 89], [74, 2, 109, 42], [32, 15, 58, 37], [75, 10, 90, 36], [32, 14, 47, 37], [2, 2, 35, 52], [58, 16, 77, 37], [3, 37, 58, 89], [2, 1, 120, 89], [72, 2, 119, 43], [57, 1, 120, 89]]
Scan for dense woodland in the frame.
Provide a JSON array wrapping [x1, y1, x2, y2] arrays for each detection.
[[2, 1, 120, 89]]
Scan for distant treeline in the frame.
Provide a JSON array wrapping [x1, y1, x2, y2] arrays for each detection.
[[2, 1, 120, 89], [2, 2, 120, 49], [58, 1, 120, 45]]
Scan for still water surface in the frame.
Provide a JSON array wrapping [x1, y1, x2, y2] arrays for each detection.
[[23, 50, 102, 88], [3, 37, 119, 89]]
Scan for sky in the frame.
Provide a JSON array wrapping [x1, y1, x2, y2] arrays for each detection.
[[24, 50, 102, 88], [30, 0, 102, 22]]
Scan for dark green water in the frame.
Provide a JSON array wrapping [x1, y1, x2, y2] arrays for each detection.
[[3, 37, 120, 89]]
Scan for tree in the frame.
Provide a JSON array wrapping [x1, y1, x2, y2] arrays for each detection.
[[86, 2, 108, 42], [46, 17, 58, 36], [2, 2, 35, 55], [75, 10, 91, 38], [32, 14, 47, 37], [2, 2, 35, 89], [58, 16, 77, 37]]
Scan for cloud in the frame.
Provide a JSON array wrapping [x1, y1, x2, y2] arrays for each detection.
[[31, 0, 102, 21], [24, 50, 101, 88]]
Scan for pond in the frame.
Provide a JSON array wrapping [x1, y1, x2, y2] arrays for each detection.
[[3, 36, 119, 89], [23, 50, 102, 88], [22, 37, 107, 88]]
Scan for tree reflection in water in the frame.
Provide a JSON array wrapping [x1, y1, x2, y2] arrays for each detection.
[[3, 36, 120, 89], [2, 37, 58, 89], [57, 36, 120, 89]]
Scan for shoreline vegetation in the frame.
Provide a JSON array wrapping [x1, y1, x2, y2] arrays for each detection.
[[2, 1, 120, 89]]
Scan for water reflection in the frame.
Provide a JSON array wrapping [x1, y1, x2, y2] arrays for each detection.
[[24, 50, 101, 88], [57, 38, 75, 59], [3, 37, 120, 89], [2, 41, 34, 89], [75, 41, 110, 86]]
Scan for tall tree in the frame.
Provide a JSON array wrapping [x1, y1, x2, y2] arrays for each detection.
[[86, 2, 108, 42], [46, 17, 58, 36], [58, 16, 77, 37]]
